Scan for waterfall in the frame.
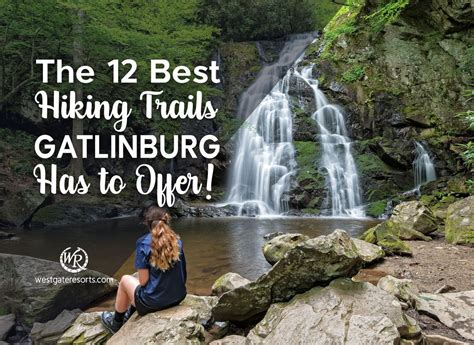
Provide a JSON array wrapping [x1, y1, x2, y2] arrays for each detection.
[[237, 33, 317, 119], [295, 65, 364, 217], [226, 34, 363, 217], [226, 72, 295, 216], [413, 141, 436, 189]]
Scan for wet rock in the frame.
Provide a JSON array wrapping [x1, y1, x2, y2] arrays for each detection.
[[391, 201, 438, 235], [211, 273, 251, 297], [212, 230, 366, 322], [108, 305, 205, 344], [262, 233, 309, 265], [0, 231, 14, 240], [170, 199, 238, 218], [0, 190, 50, 228], [57, 312, 109, 344], [445, 196, 474, 245], [0, 254, 117, 325], [31, 309, 82, 344], [30, 201, 135, 228], [245, 279, 419, 344], [0, 314, 15, 341], [262, 232, 285, 241], [415, 290, 474, 341], [377, 275, 418, 305]]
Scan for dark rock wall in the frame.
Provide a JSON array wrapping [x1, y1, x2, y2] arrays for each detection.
[[289, 0, 473, 216]]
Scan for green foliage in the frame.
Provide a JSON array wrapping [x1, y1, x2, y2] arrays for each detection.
[[365, 0, 410, 32], [457, 89, 474, 171], [201, 0, 340, 41], [0, 0, 218, 135], [366, 200, 387, 218], [313, 1, 342, 30], [459, 141, 474, 172], [321, 4, 361, 58], [342, 64, 365, 82]]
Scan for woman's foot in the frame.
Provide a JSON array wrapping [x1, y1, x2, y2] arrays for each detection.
[[100, 311, 123, 334], [123, 305, 136, 323]]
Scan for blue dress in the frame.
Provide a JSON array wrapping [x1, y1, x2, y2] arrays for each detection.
[[134, 233, 187, 309]]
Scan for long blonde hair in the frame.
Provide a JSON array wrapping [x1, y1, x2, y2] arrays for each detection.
[[142, 206, 180, 271]]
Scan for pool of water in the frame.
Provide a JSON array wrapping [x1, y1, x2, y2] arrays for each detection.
[[0, 216, 379, 295]]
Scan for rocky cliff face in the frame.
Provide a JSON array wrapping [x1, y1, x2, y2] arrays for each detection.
[[289, 0, 473, 216]]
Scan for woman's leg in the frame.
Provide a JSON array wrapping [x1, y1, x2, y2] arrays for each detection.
[[115, 274, 140, 313]]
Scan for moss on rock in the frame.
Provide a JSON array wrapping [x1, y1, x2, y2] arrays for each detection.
[[445, 196, 474, 245], [366, 200, 387, 218]]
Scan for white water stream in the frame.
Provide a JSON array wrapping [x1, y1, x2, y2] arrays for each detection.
[[226, 38, 364, 217], [413, 141, 436, 189], [296, 66, 364, 217]]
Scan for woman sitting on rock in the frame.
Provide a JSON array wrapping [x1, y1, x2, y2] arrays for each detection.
[[101, 205, 187, 333]]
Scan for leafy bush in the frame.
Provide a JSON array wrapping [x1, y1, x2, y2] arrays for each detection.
[[342, 65, 365, 82]]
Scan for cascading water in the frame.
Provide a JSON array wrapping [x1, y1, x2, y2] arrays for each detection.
[[226, 72, 295, 216], [237, 34, 317, 119], [226, 34, 316, 216], [295, 65, 364, 217], [226, 34, 363, 217], [413, 141, 436, 189]]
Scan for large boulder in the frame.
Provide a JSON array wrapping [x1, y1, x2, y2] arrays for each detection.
[[0, 254, 117, 325], [361, 201, 439, 253], [57, 312, 109, 344], [58, 295, 217, 344], [445, 196, 474, 245], [212, 230, 370, 322], [415, 290, 474, 341], [390, 201, 438, 235], [0, 191, 50, 228], [108, 303, 208, 344], [211, 273, 251, 297], [262, 233, 309, 265], [245, 279, 420, 344], [0, 314, 15, 341], [31, 309, 82, 344], [352, 238, 385, 263], [179, 295, 218, 325], [361, 223, 413, 255]]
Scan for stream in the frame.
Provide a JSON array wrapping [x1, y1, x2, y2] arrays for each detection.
[[0, 216, 379, 295]]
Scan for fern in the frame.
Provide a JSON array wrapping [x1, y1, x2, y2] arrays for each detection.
[[365, 0, 410, 32]]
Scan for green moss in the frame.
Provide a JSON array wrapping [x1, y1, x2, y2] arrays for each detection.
[[365, 0, 410, 32], [302, 208, 320, 215], [355, 153, 393, 174], [360, 228, 377, 243], [321, 4, 362, 58], [294, 141, 321, 184], [341, 64, 365, 82], [366, 200, 387, 218], [378, 236, 412, 255]]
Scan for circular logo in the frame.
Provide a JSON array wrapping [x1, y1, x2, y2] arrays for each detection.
[[59, 247, 88, 273]]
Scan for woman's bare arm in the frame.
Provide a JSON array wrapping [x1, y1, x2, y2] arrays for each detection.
[[137, 268, 149, 286]]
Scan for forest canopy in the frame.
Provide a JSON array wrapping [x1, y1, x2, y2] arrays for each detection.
[[201, 0, 340, 41]]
